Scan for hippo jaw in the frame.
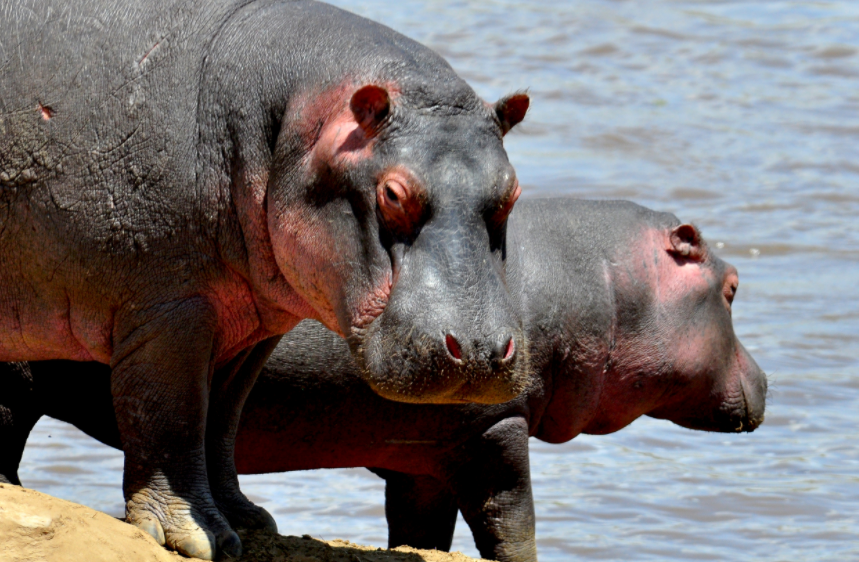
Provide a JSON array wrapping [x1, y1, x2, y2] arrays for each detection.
[[692, 342, 767, 433]]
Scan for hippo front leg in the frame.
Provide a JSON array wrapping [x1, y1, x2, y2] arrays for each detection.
[[111, 300, 240, 560], [206, 336, 282, 533], [372, 469, 459, 552], [0, 362, 41, 486], [449, 417, 537, 562]]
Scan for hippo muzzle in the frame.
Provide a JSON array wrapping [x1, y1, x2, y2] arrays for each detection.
[[354, 209, 530, 405]]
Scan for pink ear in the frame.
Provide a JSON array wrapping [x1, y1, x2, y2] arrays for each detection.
[[350, 85, 391, 135], [495, 93, 530, 136], [669, 224, 706, 261]]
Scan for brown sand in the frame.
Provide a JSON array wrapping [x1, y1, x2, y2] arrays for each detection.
[[0, 484, 493, 562]]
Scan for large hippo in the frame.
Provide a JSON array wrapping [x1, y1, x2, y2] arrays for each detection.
[[0, 0, 530, 558], [0, 199, 766, 562]]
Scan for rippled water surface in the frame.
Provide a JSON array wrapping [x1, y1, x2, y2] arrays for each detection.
[[18, 1, 859, 561]]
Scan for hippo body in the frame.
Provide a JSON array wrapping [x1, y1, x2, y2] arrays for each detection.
[[0, 199, 767, 562], [0, 1, 529, 557]]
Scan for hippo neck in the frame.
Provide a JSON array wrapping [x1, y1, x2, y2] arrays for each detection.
[[530, 262, 616, 444], [504, 200, 622, 443], [508, 199, 684, 442]]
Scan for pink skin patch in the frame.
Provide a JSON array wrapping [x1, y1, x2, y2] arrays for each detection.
[[37, 103, 54, 120], [351, 273, 393, 334], [311, 109, 375, 168], [269, 208, 343, 333], [590, 226, 737, 433], [204, 267, 308, 366], [269, 80, 404, 338], [292, 79, 401, 170]]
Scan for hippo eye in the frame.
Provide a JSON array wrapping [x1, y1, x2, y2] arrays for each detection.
[[377, 175, 423, 237], [489, 180, 522, 227], [385, 185, 399, 204]]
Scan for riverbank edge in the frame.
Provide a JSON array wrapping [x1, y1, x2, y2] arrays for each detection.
[[0, 484, 491, 562]]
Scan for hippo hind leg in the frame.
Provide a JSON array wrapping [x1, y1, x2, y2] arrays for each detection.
[[449, 417, 537, 562], [0, 362, 42, 486], [372, 469, 458, 552]]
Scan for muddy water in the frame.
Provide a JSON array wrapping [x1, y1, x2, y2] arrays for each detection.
[[17, 1, 859, 561]]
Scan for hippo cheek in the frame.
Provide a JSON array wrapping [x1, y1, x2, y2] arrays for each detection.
[[267, 196, 392, 338]]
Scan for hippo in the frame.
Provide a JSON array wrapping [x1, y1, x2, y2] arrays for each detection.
[[0, 0, 530, 557], [0, 198, 767, 562]]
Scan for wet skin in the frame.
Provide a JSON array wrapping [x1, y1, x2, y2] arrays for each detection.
[[0, 199, 767, 562], [0, 1, 529, 558]]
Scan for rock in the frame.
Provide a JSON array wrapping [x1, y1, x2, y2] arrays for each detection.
[[0, 484, 492, 562]]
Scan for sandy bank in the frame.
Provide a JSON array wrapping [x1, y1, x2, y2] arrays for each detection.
[[0, 484, 491, 562]]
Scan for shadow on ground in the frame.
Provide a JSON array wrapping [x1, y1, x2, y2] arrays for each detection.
[[237, 530, 489, 562]]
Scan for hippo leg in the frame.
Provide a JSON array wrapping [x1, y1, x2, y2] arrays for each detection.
[[207, 337, 281, 533], [111, 303, 240, 560], [449, 417, 537, 562], [372, 469, 458, 551], [0, 362, 41, 486]]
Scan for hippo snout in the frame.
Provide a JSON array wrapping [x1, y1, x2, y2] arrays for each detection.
[[353, 207, 530, 405], [359, 320, 529, 405], [715, 345, 767, 433], [737, 355, 767, 432]]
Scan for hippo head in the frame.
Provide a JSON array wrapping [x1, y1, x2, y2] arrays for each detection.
[[607, 223, 767, 433], [264, 82, 531, 404]]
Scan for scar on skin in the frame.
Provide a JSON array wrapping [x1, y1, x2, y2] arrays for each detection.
[[138, 41, 160, 67], [38, 103, 54, 120]]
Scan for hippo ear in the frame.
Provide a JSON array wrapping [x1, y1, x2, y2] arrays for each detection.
[[669, 224, 706, 261], [495, 93, 530, 136], [350, 85, 391, 136]]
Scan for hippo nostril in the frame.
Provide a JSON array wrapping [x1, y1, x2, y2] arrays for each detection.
[[491, 334, 516, 363], [445, 334, 462, 361], [503, 336, 515, 361]]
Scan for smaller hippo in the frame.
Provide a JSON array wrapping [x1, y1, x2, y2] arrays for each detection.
[[0, 198, 766, 562]]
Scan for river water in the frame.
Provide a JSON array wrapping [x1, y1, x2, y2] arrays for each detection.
[[17, 1, 859, 561]]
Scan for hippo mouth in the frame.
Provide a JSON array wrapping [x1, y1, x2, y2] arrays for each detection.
[[350, 318, 530, 406], [674, 374, 766, 433], [720, 376, 766, 433]]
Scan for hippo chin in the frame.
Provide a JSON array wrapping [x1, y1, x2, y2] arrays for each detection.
[[0, 0, 529, 558], [0, 198, 766, 562]]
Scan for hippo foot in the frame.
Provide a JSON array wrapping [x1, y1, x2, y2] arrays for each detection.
[[215, 495, 278, 533], [126, 494, 242, 560]]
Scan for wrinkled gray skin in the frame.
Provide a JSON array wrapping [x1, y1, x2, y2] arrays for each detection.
[[0, 1, 529, 558], [0, 199, 766, 562]]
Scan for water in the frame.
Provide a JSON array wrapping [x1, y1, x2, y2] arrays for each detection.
[[16, 1, 859, 560]]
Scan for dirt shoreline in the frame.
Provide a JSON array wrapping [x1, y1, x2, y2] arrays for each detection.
[[0, 484, 492, 562]]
